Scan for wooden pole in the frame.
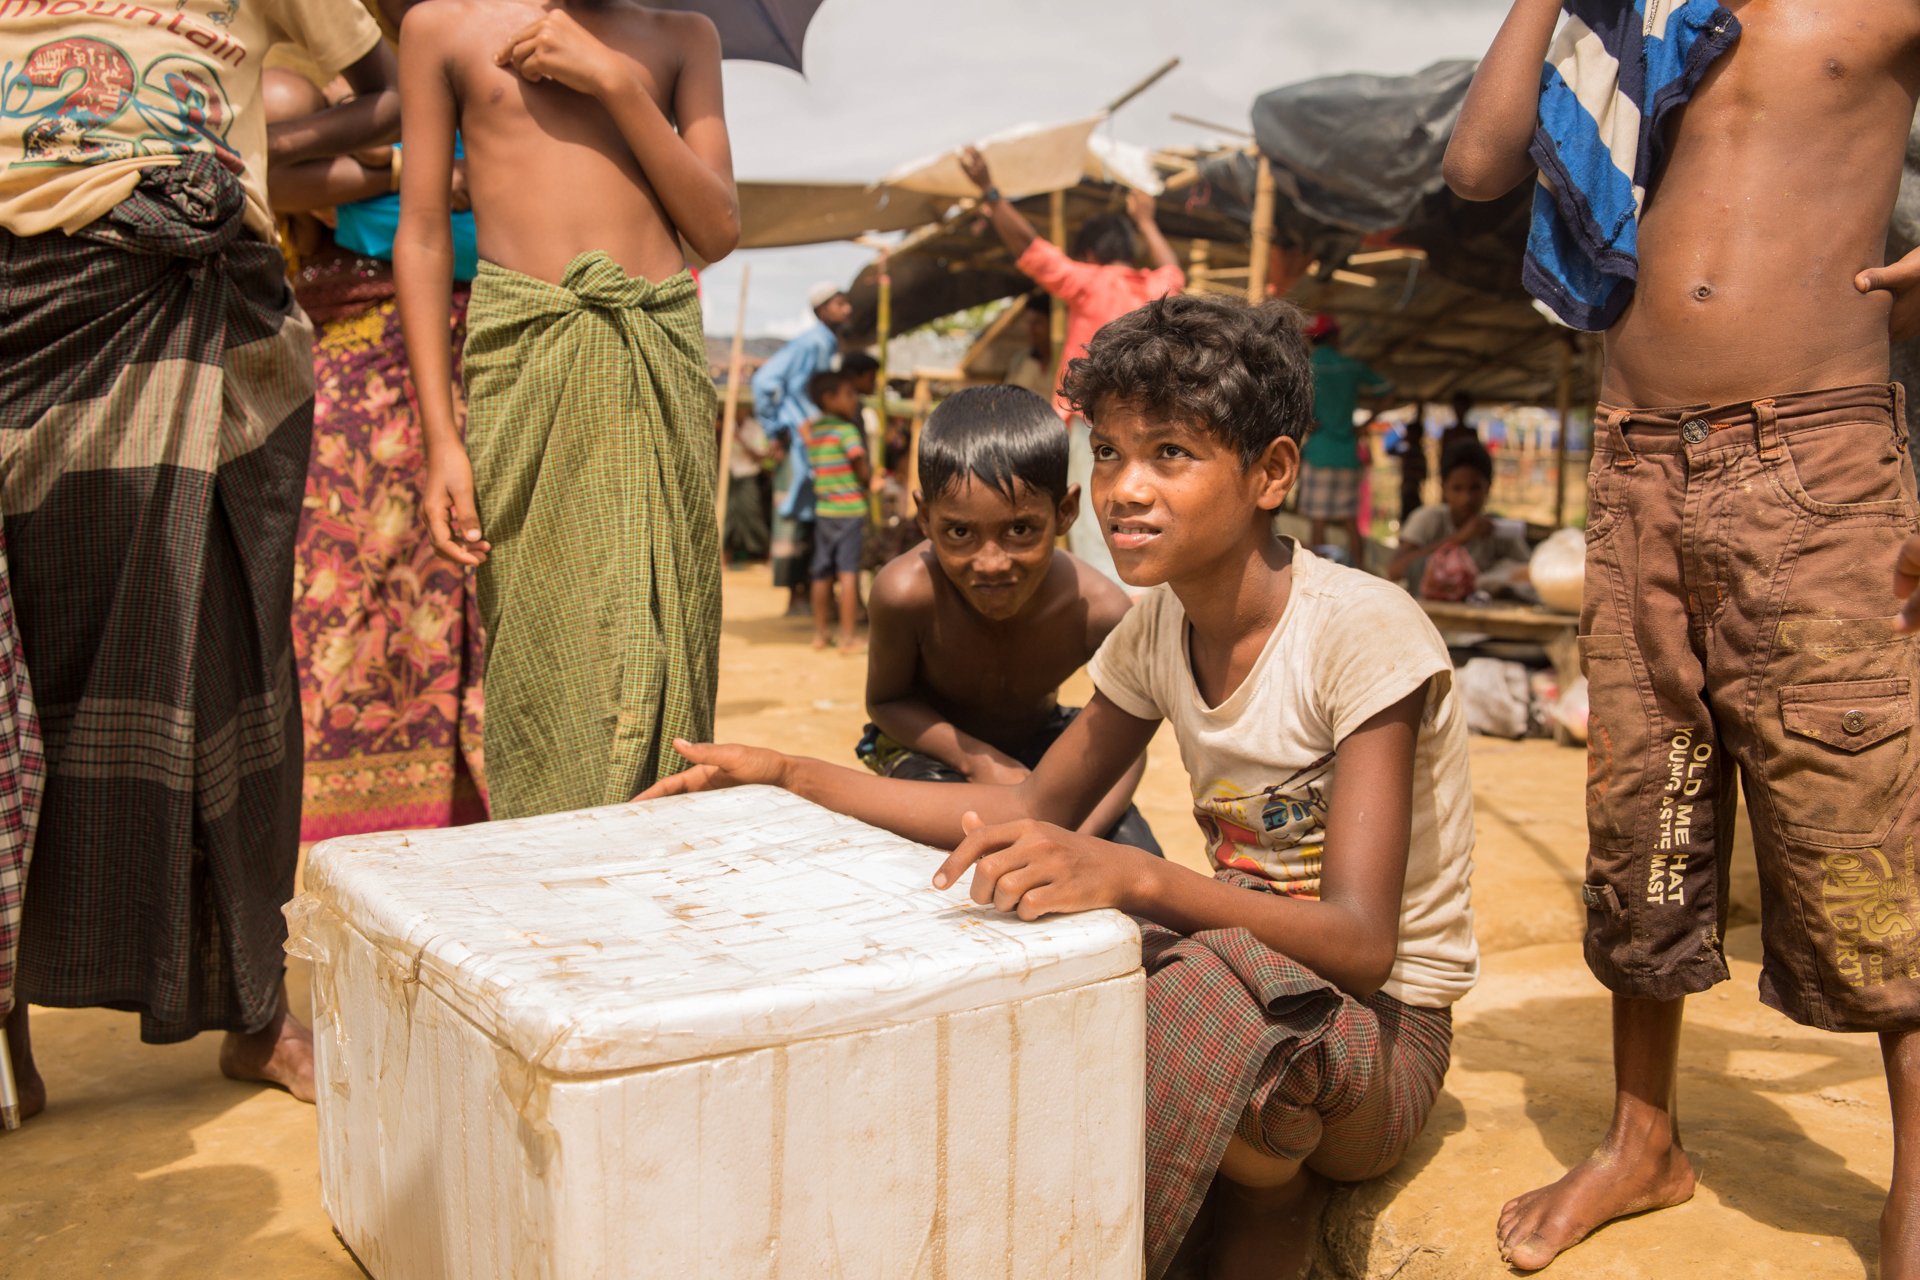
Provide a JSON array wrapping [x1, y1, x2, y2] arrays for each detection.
[[905, 375, 932, 518], [1103, 57, 1181, 115], [1554, 334, 1574, 529], [1187, 238, 1212, 296], [713, 264, 751, 549], [1247, 155, 1275, 305], [1049, 189, 1068, 352], [872, 248, 892, 527]]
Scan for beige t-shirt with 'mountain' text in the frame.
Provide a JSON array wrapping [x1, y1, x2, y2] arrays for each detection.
[[0, 0, 381, 240]]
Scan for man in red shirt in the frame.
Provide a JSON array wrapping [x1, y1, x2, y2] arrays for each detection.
[[961, 147, 1185, 585]]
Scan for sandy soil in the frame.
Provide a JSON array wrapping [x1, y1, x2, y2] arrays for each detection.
[[0, 566, 1893, 1278]]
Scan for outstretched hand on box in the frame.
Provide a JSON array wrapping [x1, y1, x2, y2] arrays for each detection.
[[932, 812, 1150, 922], [636, 740, 787, 801]]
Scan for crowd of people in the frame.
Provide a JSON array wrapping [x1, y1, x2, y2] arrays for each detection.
[[4, 3, 1920, 1280]]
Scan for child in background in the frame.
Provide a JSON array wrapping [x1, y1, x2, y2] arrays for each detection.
[[805, 370, 871, 653], [860, 386, 1159, 853], [1391, 405, 1431, 522], [644, 295, 1477, 1280], [1387, 440, 1533, 599]]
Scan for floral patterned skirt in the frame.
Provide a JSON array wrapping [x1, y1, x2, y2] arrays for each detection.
[[292, 289, 487, 840]]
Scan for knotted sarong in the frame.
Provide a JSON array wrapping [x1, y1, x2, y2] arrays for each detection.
[[463, 254, 720, 819], [0, 156, 314, 1043]]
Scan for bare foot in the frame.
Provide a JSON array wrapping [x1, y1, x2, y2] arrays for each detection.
[[3, 1004, 45, 1127], [219, 992, 316, 1104], [811, 635, 831, 650], [1497, 1132, 1696, 1271], [838, 641, 867, 657], [1208, 1171, 1327, 1280]]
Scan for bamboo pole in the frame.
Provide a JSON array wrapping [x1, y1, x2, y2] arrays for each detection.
[[1049, 189, 1068, 352], [713, 264, 751, 550], [872, 248, 892, 528], [1104, 57, 1181, 115], [1187, 238, 1211, 296], [1247, 155, 1275, 305], [905, 375, 933, 518], [1554, 335, 1574, 528]]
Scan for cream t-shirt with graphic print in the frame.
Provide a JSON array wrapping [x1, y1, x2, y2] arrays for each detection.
[[1088, 543, 1480, 1008], [0, 0, 381, 241]]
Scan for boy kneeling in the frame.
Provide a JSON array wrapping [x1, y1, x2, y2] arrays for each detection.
[[645, 296, 1478, 1279], [860, 385, 1160, 853]]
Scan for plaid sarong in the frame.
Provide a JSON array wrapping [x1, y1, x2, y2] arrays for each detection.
[[0, 156, 314, 1043], [0, 530, 46, 1024], [1295, 462, 1364, 522], [1142, 871, 1454, 1279], [463, 254, 720, 819]]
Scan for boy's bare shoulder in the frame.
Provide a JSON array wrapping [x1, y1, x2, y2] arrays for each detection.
[[1056, 551, 1134, 643], [869, 543, 940, 621]]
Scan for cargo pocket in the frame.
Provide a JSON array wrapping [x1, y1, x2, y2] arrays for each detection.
[[1580, 634, 1651, 854], [1774, 677, 1915, 848]]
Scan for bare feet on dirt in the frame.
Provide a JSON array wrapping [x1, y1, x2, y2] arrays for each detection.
[[1497, 1131, 1697, 1271], [1208, 1171, 1328, 1280], [4, 1004, 45, 1126], [219, 993, 317, 1104]]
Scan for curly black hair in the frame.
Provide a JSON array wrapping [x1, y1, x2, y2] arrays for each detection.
[[1060, 294, 1314, 466]]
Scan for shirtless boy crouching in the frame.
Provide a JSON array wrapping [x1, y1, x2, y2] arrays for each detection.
[[395, 0, 739, 820], [859, 385, 1161, 854], [1449, 0, 1920, 1271]]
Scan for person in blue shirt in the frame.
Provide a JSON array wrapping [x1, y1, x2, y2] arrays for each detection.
[[753, 283, 851, 612]]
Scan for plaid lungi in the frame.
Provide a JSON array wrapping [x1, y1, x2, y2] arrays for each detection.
[[0, 157, 313, 1043], [0, 530, 45, 1025], [1295, 463, 1364, 522], [463, 255, 720, 819], [1142, 871, 1454, 1280]]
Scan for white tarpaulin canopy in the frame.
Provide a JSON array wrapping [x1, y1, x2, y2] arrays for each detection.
[[736, 115, 1165, 251]]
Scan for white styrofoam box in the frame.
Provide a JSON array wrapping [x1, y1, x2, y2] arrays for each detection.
[[290, 786, 1146, 1280]]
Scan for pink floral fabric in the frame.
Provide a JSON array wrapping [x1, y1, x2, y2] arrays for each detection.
[[292, 289, 487, 840]]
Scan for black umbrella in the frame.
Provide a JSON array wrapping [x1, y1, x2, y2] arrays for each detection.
[[661, 0, 829, 74]]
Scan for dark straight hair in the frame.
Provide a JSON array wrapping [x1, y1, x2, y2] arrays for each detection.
[[918, 385, 1070, 507]]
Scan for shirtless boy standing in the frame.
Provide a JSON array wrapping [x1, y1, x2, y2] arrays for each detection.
[[860, 385, 1160, 854], [395, 0, 738, 819], [1448, 1, 1920, 1271]]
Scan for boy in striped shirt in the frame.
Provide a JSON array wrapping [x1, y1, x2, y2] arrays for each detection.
[[805, 369, 872, 653]]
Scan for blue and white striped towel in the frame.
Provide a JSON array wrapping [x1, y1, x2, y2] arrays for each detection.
[[1522, 0, 1740, 331]]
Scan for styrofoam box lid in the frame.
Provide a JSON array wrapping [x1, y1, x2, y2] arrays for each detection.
[[300, 787, 1142, 1076]]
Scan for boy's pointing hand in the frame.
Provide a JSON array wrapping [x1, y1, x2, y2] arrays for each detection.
[[933, 812, 1149, 921]]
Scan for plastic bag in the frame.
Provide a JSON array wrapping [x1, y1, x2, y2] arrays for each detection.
[[1457, 657, 1534, 739], [1421, 542, 1479, 602], [1530, 527, 1586, 615]]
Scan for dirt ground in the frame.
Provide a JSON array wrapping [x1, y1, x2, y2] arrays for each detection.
[[0, 566, 1895, 1278]]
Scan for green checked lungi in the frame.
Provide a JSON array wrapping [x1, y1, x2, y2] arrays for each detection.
[[0, 157, 313, 1043], [463, 254, 720, 820]]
